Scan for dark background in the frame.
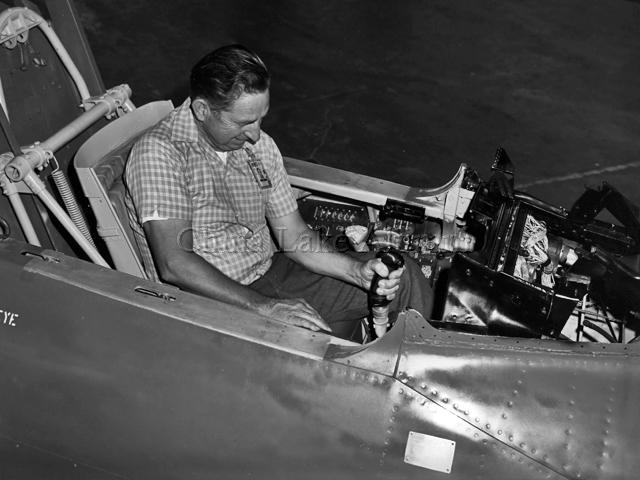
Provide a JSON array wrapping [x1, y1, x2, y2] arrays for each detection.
[[75, 0, 640, 210]]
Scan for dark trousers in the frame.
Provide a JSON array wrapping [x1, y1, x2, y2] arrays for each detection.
[[249, 251, 433, 340]]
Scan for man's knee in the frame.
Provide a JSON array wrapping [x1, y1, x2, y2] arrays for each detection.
[[398, 254, 434, 319], [401, 254, 428, 287]]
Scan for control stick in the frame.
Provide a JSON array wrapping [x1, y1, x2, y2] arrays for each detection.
[[368, 247, 404, 338]]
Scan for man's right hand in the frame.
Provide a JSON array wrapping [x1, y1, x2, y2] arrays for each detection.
[[258, 298, 332, 333]]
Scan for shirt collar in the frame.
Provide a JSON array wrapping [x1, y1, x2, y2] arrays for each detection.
[[170, 98, 200, 144]]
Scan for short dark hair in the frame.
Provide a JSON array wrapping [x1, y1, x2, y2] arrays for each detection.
[[189, 44, 270, 111]]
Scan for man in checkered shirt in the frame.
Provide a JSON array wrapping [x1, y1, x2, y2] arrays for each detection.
[[125, 45, 432, 340]]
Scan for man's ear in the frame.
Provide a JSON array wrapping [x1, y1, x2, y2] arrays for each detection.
[[191, 98, 210, 121]]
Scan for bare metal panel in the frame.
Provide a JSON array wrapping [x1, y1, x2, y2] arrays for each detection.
[[0, 436, 121, 479], [396, 312, 640, 479], [0, 238, 581, 479]]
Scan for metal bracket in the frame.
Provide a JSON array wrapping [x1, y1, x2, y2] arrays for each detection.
[[81, 84, 134, 117], [0, 7, 43, 49], [4, 144, 53, 182], [134, 286, 176, 303]]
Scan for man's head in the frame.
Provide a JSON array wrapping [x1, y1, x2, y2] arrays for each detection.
[[190, 45, 271, 151]]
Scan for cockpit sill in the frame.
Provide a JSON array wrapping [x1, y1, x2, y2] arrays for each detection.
[[4, 238, 635, 376]]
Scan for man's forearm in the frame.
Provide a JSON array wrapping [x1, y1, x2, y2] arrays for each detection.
[[284, 229, 365, 289], [270, 211, 373, 290], [143, 219, 272, 311], [159, 252, 271, 311]]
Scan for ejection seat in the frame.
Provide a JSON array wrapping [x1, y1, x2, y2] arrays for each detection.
[[74, 101, 173, 277]]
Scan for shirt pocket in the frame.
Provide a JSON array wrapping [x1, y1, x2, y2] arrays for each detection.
[[225, 167, 267, 225]]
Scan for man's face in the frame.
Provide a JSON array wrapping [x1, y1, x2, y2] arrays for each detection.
[[194, 90, 270, 152]]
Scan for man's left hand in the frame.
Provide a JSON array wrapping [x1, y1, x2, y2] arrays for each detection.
[[358, 258, 403, 300]]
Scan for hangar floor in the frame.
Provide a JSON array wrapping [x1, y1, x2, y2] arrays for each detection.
[[75, 0, 640, 212]]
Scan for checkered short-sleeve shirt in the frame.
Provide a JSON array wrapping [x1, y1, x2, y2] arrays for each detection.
[[124, 99, 298, 284]]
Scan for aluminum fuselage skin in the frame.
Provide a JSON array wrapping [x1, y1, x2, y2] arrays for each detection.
[[1, 239, 638, 479]]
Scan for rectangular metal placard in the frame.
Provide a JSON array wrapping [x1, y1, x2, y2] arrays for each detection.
[[404, 431, 456, 474]]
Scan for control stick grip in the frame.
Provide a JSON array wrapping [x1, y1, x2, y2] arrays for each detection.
[[369, 247, 405, 307], [368, 247, 404, 339]]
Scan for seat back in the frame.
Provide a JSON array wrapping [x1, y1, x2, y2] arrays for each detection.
[[74, 101, 173, 277]]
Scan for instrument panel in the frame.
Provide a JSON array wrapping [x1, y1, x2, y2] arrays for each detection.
[[297, 195, 453, 283]]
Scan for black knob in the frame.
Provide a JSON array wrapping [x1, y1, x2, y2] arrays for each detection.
[[369, 247, 404, 307]]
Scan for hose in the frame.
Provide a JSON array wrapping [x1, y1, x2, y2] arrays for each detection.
[[22, 171, 108, 267], [51, 167, 95, 247]]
